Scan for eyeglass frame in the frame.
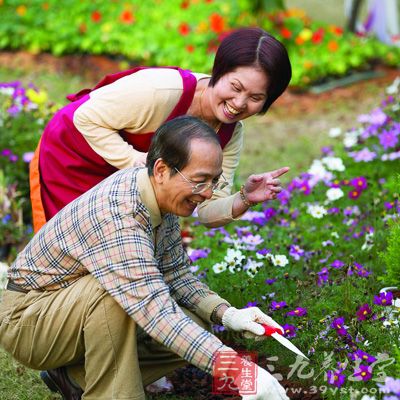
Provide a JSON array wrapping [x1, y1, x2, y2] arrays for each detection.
[[174, 167, 228, 194]]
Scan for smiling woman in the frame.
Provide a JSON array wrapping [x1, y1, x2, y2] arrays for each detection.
[[29, 27, 292, 233]]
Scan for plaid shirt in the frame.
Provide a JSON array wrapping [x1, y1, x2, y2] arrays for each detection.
[[10, 168, 230, 373]]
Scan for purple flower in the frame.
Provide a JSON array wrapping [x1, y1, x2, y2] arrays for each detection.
[[9, 154, 18, 162], [265, 278, 277, 285], [244, 301, 259, 308], [331, 317, 348, 336], [23, 151, 34, 163], [289, 244, 305, 260], [374, 291, 393, 306], [282, 324, 297, 338], [317, 267, 329, 286], [356, 304, 373, 321], [270, 301, 287, 311], [326, 370, 346, 387], [348, 189, 362, 200], [188, 248, 210, 263], [350, 176, 368, 191], [378, 377, 400, 396], [349, 147, 377, 162], [331, 260, 345, 269], [379, 129, 398, 150], [355, 349, 377, 364], [286, 307, 307, 317], [7, 104, 21, 116], [352, 365, 373, 381], [1, 149, 12, 156], [264, 207, 277, 220], [328, 207, 340, 215]]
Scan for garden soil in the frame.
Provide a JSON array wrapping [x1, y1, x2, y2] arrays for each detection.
[[1, 51, 399, 399]]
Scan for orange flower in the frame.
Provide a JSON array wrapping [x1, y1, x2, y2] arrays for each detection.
[[303, 60, 313, 69], [120, 10, 135, 24], [186, 44, 195, 53], [179, 22, 190, 36], [42, 2, 49, 10], [91, 10, 102, 23], [295, 36, 305, 45], [280, 27, 292, 39], [210, 13, 224, 34], [328, 40, 339, 52], [16, 5, 27, 16], [329, 25, 343, 36]]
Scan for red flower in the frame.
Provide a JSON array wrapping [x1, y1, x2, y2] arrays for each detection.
[[186, 44, 195, 53], [280, 27, 292, 39], [120, 10, 135, 24], [180, 0, 190, 9], [91, 10, 102, 23], [179, 22, 190, 36], [333, 26, 343, 36], [312, 28, 324, 44], [210, 13, 224, 34]]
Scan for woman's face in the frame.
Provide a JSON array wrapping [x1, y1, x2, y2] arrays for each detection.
[[211, 66, 268, 123]]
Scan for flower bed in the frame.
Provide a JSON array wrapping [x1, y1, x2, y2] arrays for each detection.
[[0, 1, 399, 89], [186, 78, 400, 398]]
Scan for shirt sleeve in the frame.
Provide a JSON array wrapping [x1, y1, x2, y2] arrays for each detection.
[[79, 222, 230, 373], [72, 69, 182, 169], [197, 122, 244, 227], [157, 220, 230, 322]]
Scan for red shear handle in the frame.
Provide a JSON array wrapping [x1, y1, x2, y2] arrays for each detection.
[[261, 324, 283, 336]]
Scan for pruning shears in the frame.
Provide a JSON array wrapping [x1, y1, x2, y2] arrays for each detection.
[[261, 324, 309, 361]]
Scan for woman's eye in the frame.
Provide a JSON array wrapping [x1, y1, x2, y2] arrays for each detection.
[[232, 84, 240, 92]]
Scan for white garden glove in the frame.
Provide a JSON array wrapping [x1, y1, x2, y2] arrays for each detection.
[[221, 307, 283, 336], [239, 366, 289, 400]]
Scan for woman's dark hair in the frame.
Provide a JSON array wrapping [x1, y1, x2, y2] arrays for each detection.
[[146, 116, 220, 176], [210, 27, 292, 114]]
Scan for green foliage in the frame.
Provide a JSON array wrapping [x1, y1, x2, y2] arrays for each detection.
[[380, 205, 400, 287], [0, 81, 55, 235], [0, 1, 399, 88]]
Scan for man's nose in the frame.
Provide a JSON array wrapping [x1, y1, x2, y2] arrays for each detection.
[[201, 186, 214, 200]]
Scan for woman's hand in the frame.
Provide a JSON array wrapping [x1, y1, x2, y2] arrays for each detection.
[[244, 167, 290, 204]]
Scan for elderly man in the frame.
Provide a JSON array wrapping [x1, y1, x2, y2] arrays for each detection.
[[0, 116, 288, 400]]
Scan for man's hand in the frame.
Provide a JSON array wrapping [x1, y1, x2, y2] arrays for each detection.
[[244, 167, 290, 204], [221, 307, 283, 336], [240, 366, 289, 400]]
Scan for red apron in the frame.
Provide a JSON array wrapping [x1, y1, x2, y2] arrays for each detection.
[[30, 67, 236, 232]]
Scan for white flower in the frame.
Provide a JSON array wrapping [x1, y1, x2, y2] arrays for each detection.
[[386, 76, 400, 95], [331, 231, 339, 239], [270, 254, 289, 267], [212, 262, 227, 274], [308, 159, 327, 177], [322, 156, 345, 172], [326, 187, 344, 202], [328, 127, 342, 137], [0, 262, 8, 290], [224, 248, 245, 266], [245, 259, 263, 278], [307, 204, 328, 219], [360, 396, 376, 400], [343, 130, 360, 148], [361, 231, 374, 251]]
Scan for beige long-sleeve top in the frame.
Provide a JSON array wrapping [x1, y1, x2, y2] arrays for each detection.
[[73, 68, 244, 227]]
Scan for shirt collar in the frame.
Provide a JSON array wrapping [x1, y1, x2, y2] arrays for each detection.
[[137, 168, 162, 229]]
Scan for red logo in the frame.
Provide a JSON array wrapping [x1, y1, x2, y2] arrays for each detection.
[[212, 351, 257, 395]]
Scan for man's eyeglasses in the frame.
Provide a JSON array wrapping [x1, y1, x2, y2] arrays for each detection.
[[174, 168, 228, 194]]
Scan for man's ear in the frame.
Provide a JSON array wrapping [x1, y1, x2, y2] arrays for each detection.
[[153, 158, 169, 184]]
